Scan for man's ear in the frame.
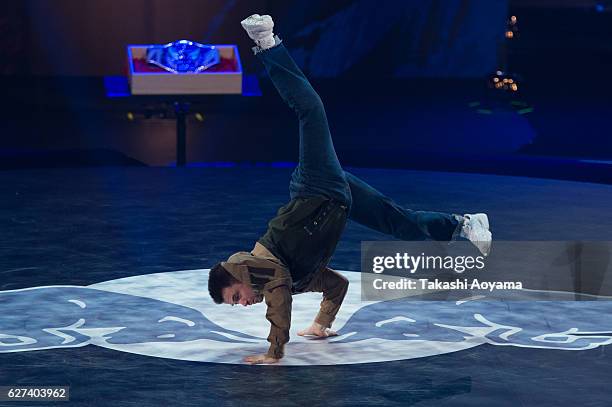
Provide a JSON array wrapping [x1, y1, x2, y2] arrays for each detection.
[[220, 285, 230, 304]]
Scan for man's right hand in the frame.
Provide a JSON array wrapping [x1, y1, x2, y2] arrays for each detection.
[[297, 322, 338, 338], [244, 354, 280, 365]]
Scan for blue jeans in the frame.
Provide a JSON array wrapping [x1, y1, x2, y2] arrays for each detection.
[[257, 42, 460, 241]]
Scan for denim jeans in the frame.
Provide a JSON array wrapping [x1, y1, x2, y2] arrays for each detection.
[[257, 42, 460, 241]]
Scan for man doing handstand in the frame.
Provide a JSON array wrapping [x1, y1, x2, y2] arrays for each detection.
[[208, 14, 492, 364]]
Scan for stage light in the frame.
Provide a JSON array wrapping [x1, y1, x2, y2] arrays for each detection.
[[506, 15, 519, 39], [488, 70, 521, 94], [127, 112, 135, 121], [195, 112, 204, 122]]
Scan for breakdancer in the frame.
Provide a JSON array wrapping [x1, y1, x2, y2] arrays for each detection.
[[208, 14, 492, 364]]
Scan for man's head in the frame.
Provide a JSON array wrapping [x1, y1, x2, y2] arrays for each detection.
[[208, 263, 263, 307]]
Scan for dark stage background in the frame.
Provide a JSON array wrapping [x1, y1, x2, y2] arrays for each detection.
[[2, 0, 506, 77], [0, 0, 611, 170]]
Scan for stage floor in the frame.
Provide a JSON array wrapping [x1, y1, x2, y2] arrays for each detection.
[[1, 167, 612, 406]]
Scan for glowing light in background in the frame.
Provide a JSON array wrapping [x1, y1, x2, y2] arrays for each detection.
[[506, 14, 519, 39], [489, 70, 520, 93]]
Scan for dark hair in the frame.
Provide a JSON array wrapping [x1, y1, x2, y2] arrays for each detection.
[[208, 263, 238, 304]]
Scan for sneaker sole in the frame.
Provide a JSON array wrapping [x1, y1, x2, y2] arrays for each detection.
[[471, 213, 489, 231]]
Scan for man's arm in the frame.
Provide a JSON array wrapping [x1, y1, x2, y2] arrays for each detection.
[[264, 283, 292, 359], [315, 268, 349, 328], [297, 267, 349, 338], [244, 281, 292, 364]]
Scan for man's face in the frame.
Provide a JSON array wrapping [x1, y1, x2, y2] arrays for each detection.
[[222, 282, 263, 307]]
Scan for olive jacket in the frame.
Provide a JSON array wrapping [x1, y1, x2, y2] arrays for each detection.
[[222, 243, 348, 359], [222, 196, 350, 359]]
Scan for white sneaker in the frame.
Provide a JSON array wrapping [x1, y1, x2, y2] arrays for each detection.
[[465, 213, 490, 230], [460, 213, 492, 256], [241, 14, 276, 50]]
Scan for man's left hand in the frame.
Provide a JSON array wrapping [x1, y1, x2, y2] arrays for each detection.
[[244, 354, 280, 365], [297, 322, 338, 338]]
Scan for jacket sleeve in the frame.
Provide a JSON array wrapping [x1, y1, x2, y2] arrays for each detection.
[[303, 267, 349, 328], [263, 282, 292, 359]]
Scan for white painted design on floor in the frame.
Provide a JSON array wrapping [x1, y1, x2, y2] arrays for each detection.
[[157, 334, 175, 339], [456, 295, 485, 305], [68, 299, 86, 309], [42, 319, 86, 344], [0, 334, 37, 347], [376, 316, 416, 327], [158, 316, 195, 326], [1, 269, 612, 365]]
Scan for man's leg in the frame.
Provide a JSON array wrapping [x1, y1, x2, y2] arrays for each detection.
[[344, 171, 461, 241], [253, 33, 350, 205]]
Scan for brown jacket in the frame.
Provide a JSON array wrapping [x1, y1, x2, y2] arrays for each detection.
[[222, 243, 349, 359]]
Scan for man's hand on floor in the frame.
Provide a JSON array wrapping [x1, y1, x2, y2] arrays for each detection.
[[244, 354, 280, 365], [297, 322, 338, 338]]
